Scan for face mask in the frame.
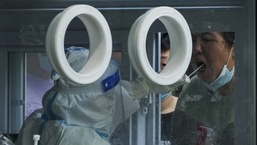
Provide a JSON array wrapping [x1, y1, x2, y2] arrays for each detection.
[[160, 92, 171, 101], [204, 48, 235, 92]]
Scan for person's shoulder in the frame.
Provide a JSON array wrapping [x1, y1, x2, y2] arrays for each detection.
[[177, 75, 207, 103], [181, 75, 202, 92], [189, 75, 202, 84]]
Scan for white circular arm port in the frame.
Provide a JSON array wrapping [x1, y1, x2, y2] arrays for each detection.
[[46, 5, 112, 84], [128, 6, 192, 85]]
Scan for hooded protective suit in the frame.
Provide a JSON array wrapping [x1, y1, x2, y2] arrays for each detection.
[[16, 46, 188, 145]]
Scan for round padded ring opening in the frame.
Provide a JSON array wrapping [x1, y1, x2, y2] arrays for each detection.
[[46, 5, 112, 84], [128, 6, 192, 85]]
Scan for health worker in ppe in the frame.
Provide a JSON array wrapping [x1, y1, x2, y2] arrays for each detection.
[[16, 46, 183, 145]]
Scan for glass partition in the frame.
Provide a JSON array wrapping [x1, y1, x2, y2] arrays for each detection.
[[0, 0, 255, 145]]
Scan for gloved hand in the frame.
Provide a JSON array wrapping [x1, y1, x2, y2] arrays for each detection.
[[121, 74, 190, 100]]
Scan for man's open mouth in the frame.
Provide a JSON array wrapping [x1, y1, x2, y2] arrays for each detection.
[[196, 61, 206, 72]]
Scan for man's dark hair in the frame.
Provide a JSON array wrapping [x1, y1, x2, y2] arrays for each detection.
[[221, 32, 235, 48], [161, 33, 170, 53]]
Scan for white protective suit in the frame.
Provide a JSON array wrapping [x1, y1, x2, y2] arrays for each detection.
[[16, 46, 188, 145]]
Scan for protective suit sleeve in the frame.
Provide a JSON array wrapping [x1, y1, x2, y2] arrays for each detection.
[[121, 74, 190, 100]]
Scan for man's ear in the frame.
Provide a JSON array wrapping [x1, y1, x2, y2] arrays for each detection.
[[230, 46, 235, 59]]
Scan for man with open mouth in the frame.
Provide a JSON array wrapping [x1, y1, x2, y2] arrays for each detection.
[[170, 31, 235, 145]]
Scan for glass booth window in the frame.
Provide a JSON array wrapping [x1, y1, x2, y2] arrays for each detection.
[[25, 53, 54, 117], [0, 1, 255, 145]]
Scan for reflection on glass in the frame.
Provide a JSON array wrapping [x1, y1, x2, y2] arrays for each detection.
[[170, 31, 235, 145], [26, 53, 54, 117]]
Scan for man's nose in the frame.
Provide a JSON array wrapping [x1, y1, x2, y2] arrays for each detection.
[[192, 39, 204, 55]]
